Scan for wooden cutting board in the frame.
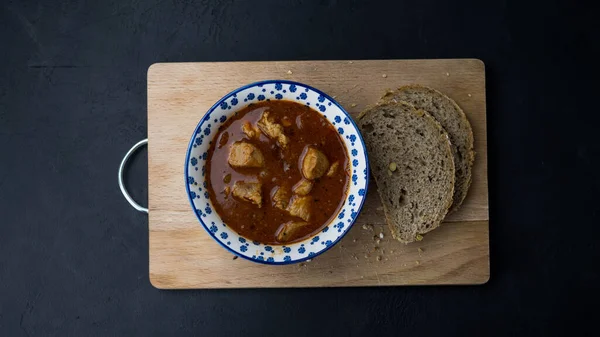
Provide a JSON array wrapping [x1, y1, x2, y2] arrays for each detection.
[[147, 59, 489, 289]]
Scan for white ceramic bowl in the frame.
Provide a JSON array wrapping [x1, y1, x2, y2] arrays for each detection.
[[184, 80, 369, 264]]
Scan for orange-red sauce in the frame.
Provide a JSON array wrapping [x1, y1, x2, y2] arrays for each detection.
[[206, 100, 349, 244]]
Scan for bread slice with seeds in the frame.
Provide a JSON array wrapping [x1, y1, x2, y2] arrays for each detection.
[[358, 101, 455, 243], [382, 85, 474, 213]]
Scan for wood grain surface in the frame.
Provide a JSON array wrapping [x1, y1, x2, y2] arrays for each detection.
[[147, 59, 489, 288]]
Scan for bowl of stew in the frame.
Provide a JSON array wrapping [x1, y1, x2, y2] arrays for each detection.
[[185, 80, 369, 264]]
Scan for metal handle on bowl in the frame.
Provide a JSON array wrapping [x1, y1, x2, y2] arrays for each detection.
[[118, 138, 149, 213]]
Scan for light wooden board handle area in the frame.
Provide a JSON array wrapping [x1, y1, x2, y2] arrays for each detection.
[[148, 59, 489, 289]]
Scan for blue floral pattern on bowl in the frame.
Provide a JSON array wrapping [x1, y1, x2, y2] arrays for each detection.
[[184, 80, 369, 265]]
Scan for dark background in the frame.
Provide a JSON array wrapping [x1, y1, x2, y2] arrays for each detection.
[[1, 0, 599, 336]]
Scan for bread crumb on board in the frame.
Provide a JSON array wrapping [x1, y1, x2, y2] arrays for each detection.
[[468, 93, 472, 97], [418, 247, 424, 254], [351, 103, 357, 108], [286, 70, 293, 75], [348, 61, 354, 64], [376, 256, 382, 261], [379, 232, 384, 239], [445, 72, 450, 76], [382, 74, 387, 78], [415, 260, 420, 265], [362, 224, 374, 232]]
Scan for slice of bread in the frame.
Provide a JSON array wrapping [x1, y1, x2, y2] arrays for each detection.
[[358, 101, 455, 243], [382, 85, 475, 213]]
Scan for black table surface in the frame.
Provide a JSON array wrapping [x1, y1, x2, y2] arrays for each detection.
[[1, 0, 599, 336]]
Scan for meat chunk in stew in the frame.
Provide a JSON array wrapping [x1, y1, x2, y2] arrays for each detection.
[[286, 195, 312, 221], [292, 179, 314, 196], [276, 221, 308, 242], [228, 141, 265, 168], [242, 121, 259, 139], [301, 147, 330, 180], [257, 111, 289, 148], [271, 185, 291, 210], [232, 181, 262, 207], [326, 161, 340, 177]]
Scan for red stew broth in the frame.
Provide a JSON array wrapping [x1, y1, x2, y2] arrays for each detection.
[[205, 100, 350, 244]]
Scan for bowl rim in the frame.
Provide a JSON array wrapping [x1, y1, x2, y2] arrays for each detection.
[[184, 79, 370, 265]]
